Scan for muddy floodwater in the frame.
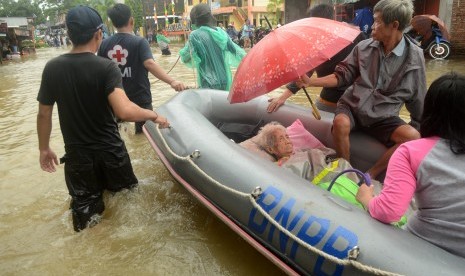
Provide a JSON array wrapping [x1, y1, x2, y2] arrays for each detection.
[[1, 45, 464, 275]]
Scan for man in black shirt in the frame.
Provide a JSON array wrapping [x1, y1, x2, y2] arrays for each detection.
[[37, 5, 170, 232], [98, 3, 186, 134]]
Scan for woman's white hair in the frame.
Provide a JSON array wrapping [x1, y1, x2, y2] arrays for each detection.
[[256, 121, 287, 150]]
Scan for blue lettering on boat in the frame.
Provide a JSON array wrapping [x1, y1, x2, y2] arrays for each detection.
[[248, 186, 358, 275]]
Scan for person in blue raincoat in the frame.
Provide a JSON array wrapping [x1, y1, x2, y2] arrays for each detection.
[[180, 3, 245, 91]]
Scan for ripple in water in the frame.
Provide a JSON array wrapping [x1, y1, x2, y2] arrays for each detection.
[[1, 46, 465, 275], [0, 46, 285, 275]]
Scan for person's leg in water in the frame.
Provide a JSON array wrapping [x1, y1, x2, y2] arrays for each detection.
[[101, 149, 138, 193], [161, 47, 171, 55], [70, 194, 104, 231], [243, 36, 250, 48], [64, 149, 138, 232], [63, 151, 105, 232]]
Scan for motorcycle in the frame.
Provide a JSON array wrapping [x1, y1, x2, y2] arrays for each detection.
[[405, 14, 451, 60], [426, 25, 451, 59]]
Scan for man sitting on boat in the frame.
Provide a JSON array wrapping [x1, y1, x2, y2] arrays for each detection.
[[297, 0, 427, 180]]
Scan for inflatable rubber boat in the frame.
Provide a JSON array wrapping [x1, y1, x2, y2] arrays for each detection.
[[143, 89, 465, 276]]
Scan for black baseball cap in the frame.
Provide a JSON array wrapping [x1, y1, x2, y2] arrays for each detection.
[[66, 5, 103, 36], [190, 3, 216, 27]]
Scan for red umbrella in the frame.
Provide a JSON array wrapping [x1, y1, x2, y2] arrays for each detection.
[[228, 17, 361, 114]]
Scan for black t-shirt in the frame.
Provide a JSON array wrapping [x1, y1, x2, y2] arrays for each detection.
[[37, 53, 125, 153], [286, 33, 367, 103], [98, 33, 153, 105]]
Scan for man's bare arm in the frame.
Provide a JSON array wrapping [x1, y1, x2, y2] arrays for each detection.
[[108, 87, 169, 128]]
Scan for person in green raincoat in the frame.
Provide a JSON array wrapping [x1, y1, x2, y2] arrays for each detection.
[[156, 29, 171, 55], [180, 3, 246, 91]]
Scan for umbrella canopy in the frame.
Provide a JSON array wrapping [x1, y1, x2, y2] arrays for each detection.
[[411, 14, 450, 42], [228, 17, 361, 104]]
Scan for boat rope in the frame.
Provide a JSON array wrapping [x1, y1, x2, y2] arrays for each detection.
[[183, 3, 197, 88], [153, 55, 181, 84], [153, 125, 403, 276]]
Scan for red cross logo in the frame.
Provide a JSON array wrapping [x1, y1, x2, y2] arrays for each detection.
[[112, 49, 125, 62], [107, 45, 128, 66]]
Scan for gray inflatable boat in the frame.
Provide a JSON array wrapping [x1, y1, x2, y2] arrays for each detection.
[[143, 89, 465, 276]]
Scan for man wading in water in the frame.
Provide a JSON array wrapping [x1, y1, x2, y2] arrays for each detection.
[[37, 5, 170, 232]]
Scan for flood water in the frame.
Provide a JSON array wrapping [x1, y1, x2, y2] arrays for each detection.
[[1, 45, 464, 275]]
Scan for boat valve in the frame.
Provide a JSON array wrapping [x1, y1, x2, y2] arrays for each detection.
[[347, 246, 360, 260], [190, 150, 201, 159], [251, 186, 263, 199]]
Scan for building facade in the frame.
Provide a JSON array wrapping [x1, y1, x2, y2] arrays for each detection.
[[285, 0, 464, 55], [175, 0, 465, 54], [0, 17, 34, 53], [450, 0, 465, 54], [185, 0, 284, 30]]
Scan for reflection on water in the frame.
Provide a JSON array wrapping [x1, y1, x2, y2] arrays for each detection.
[[0, 46, 464, 275]]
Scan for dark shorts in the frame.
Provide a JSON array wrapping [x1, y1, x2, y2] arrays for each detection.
[[62, 149, 138, 231], [335, 104, 406, 147], [161, 48, 171, 55], [135, 102, 153, 134]]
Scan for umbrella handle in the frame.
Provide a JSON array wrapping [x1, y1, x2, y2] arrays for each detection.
[[302, 88, 321, 120]]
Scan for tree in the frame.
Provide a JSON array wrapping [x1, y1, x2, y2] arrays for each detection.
[[267, 0, 284, 26], [125, 0, 143, 33], [39, 0, 88, 24], [0, 0, 46, 25], [92, 0, 116, 34], [38, 0, 114, 26]]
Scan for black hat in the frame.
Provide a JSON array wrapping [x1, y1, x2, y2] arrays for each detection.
[[190, 4, 216, 27], [66, 6, 103, 36]]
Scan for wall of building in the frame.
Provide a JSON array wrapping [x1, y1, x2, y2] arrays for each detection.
[[414, 0, 440, 15], [254, 0, 269, 6], [450, 0, 465, 55], [284, 0, 309, 23], [438, 0, 452, 29]]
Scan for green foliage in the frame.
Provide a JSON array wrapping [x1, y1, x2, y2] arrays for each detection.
[[0, 0, 109, 26], [266, 0, 284, 26], [40, 0, 86, 24], [125, 0, 143, 32], [21, 39, 34, 47], [90, 0, 116, 34], [34, 38, 49, 48], [0, 0, 46, 24]]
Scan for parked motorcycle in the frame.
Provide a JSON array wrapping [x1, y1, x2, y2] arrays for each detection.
[[405, 14, 451, 60], [426, 25, 451, 59]]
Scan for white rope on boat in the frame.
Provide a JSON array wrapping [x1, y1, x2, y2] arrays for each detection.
[[153, 125, 403, 276]]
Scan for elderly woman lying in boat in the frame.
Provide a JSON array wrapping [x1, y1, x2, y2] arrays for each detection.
[[240, 120, 409, 226], [240, 121, 361, 186]]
